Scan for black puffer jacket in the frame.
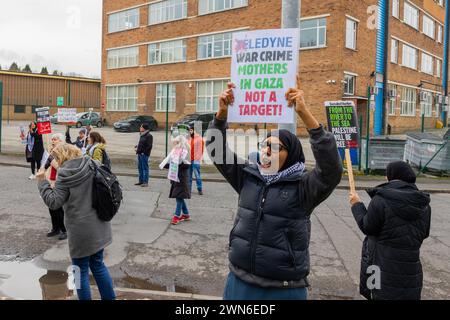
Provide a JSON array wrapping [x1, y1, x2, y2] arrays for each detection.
[[351, 180, 431, 300], [206, 117, 342, 288]]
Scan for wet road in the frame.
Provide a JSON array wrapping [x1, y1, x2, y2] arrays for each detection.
[[0, 165, 449, 300]]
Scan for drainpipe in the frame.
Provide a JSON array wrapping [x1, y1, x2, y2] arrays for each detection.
[[442, 0, 449, 127], [374, 0, 388, 136]]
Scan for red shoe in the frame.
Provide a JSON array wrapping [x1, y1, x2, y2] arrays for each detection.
[[180, 214, 191, 222], [171, 216, 181, 225]]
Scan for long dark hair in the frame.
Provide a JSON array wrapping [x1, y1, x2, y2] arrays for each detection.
[[89, 131, 106, 144]]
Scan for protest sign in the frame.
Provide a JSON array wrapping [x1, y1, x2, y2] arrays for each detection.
[[229, 29, 299, 124], [36, 107, 52, 135], [325, 101, 359, 193], [325, 101, 359, 149], [57, 108, 77, 123]]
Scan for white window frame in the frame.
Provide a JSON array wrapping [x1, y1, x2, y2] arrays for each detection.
[[436, 59, 442, 78], [198, 0, 248, 15], [196, 80, 228, 112], [148, 40, 186, 65], [299, 18, 327, 49], [107, 46, 139, 69], [391, 39, 398, 63], [422, 15, 435, 39], [343, 73, 356, 95], [438, 25, 443, 43], [420, 92, 433, 117], [345, 18, 357, 50], [106, 85, 138, 112], [392, 0, 400, 18], [108, 8, 140, 33], [402, 44, 418, 69], [156, 83, 176, 112], [149, 0, 187, 25], [421, 53, 434, 75], [404, 2, 419, 29], [198, 32, 233, 60], [400, 87, 417, 116], [388, 84, 397, 115]]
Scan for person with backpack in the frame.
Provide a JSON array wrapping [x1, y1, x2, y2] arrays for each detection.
[[86, 132, 111, 170], [36, 143, 115, 300], [135, 124, 153, 188], [349, 161, 431, 300], [206, 83, 342, 300]]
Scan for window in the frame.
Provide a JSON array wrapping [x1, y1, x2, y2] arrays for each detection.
[[421, 53, 434, 75], [156, 84, 176, 112], [402, 44, 417, 69], [420, 92, 433, 117], [393, 0, 399, 18], [300, 18, 327, 49], [149, 0, 187, 25], [107, 46, 139, 69], [388, 85, 397, 115], [436, 59, 441, 78], [391, 39, 398, 63], [345, 19, 357, 50], [199, 0, 248, 15], [438, 25, 443, 43], [343, 74, 356, 95], [400, 87, 416, 116], [198, 32, 232, 59], [149, 40, 186, 64], [108, 8, 139, 33], [14, 105, 26, 113], [423, 16, 435, 39], [106, 86, 138, 111], [196, 80, 228, 112], [404, 2, 419, 29]]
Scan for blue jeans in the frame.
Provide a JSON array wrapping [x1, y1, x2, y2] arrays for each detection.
[[71, 249, 116, 300], [175, 198, 189, 217], [223, 272, 308, 300], [189, 162, 203, 192], [138, 154, 149, 184]]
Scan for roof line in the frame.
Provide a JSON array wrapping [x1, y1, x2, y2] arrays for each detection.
[[0, 70, 101, 83]]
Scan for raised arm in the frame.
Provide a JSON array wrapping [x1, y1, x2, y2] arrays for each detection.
[[205, 83, 247, 193]]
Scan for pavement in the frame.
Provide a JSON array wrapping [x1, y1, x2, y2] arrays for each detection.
[[0, 163, 449, 300]]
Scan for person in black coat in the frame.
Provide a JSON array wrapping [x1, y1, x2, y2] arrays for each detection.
[[349, 161, 431, 300], [135, 124, 153, 187], [206, 83, 343, 300], [25, 122, 44, 180]]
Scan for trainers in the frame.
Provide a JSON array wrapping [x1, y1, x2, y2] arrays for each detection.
[[171, 216, 181, 225], [180, 214, 191, 222], [198, 190, 203, 195], [46, 230, 59, 237], [141, 183, 149, 188], [135, 182, 143, 186], [58, 232, 68, 240], [28, 174, 36, 180]]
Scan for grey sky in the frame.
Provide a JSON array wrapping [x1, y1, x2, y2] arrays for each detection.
[[0, 0, 102, 78]]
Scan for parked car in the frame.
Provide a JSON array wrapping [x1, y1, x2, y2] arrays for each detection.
[[75, 112, 104, 128], [50, 113, 59, 124], [171, 113, 215, 135], [113, 115, 158, 132]]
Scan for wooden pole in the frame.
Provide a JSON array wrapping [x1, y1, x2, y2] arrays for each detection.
[[345, 148, 356, 193]]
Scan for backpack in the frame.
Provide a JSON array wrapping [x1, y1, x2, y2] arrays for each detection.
[[90, 160, 123, 222], [101, 149, 112, 170]]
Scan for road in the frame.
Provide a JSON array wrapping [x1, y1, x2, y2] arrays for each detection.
[[0, 165, 449, 300]]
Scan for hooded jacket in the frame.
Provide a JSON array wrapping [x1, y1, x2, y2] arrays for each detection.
[[351, 180, 431, 300], [206, 117, 342, 288], [38, 156, 112, 258]]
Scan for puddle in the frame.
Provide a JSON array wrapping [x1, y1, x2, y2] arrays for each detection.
[[0, 259, 195, 300], [0, 260, 71, 300]]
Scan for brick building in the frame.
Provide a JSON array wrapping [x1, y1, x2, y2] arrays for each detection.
[[102, 0, 449, 134], [0, 70, 101, 121]]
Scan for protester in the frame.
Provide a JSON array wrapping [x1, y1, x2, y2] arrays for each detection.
[[135, 124, 153, 187], [349, 161, 431, 300], [36, 144, 115, 300], [66, 127, 88, 151], [189, 126, 204, 195], [24, 122, 44, 180], [43, 133, 67, 240], [206, 83, 342, 300], [159, 135, 191, 225], [86, 132, 107, 162]]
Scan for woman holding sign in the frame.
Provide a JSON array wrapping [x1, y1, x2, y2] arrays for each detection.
[[206, 83, 342, 300]]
